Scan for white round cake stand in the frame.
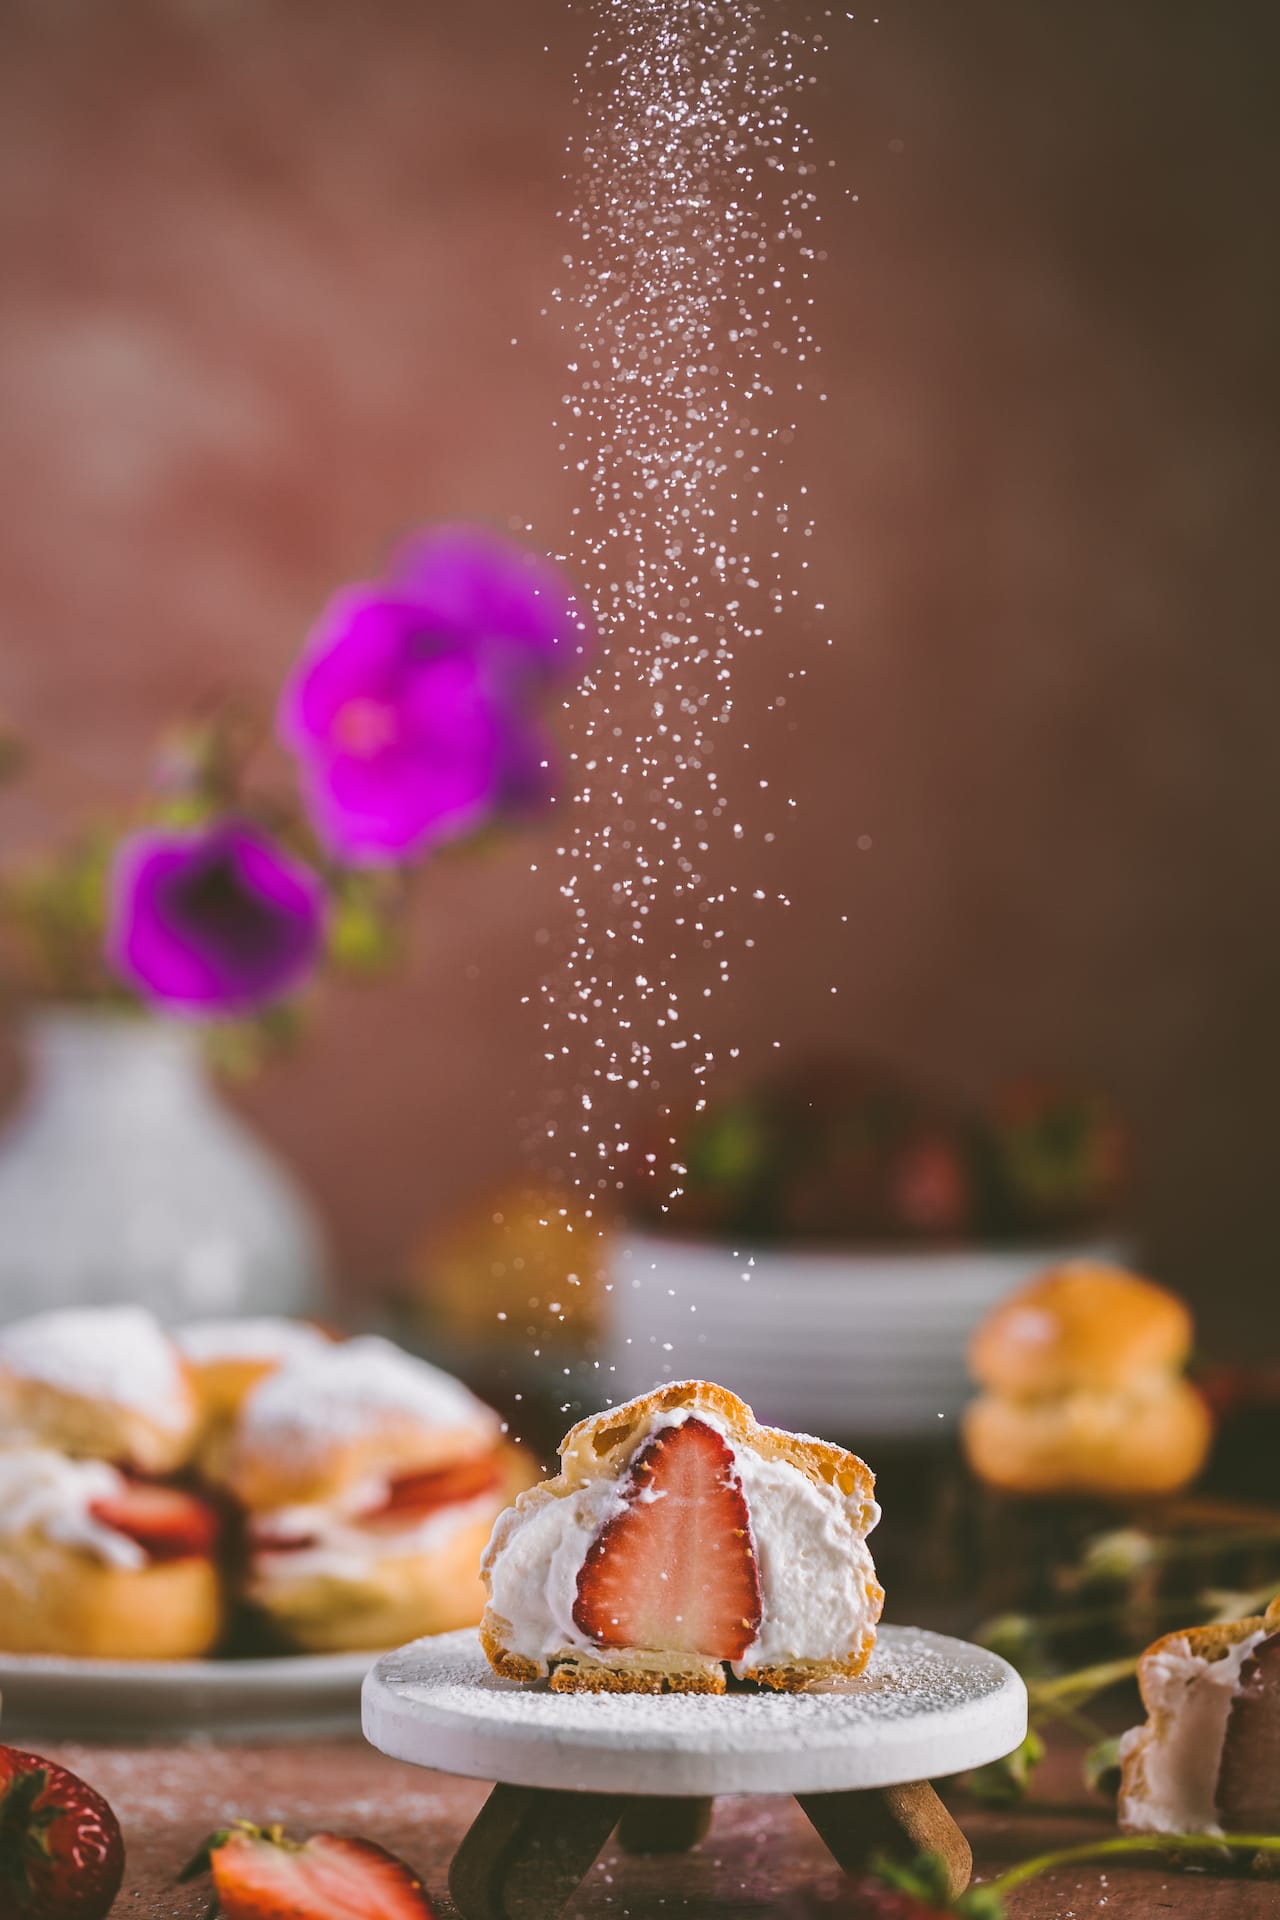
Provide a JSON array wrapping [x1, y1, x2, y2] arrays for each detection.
[[363, 1626, 1027, 1920]]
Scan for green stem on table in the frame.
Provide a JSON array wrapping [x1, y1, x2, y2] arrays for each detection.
[[1026, 1657, 1137, 1708], [1205, 1579, 1280, 1622], [1133, 1527, 1280, 1566], [990, 1832, 1280, 1896], [1033, 1699, 1106, 1745]]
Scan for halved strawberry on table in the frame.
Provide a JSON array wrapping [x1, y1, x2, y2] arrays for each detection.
[[0, 1745, 125, 1920], [572, 1415, 763, 1661], [89, 1480, 222, 1562], [181, 1822, 434, 1920]]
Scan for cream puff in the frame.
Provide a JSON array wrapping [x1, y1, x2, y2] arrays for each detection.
[[0, 1445, 223, 1658], [962, 1263, 1212, 1497], [177, 1316, 334, 1427], [481, 1380, 883, 1694], [214, 1336, 524, 1652], [0, 1306, 200, 1475], [1119, 1598, 1280, 1837]]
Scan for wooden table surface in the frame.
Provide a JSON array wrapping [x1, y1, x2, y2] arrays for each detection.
[[42, 1724, 1272, 1919]]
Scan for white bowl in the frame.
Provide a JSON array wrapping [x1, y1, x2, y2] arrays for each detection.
[[605, 1229, 1122, 1440]]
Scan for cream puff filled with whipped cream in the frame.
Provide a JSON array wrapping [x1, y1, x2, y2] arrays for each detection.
[[213, 1336, 527, 1652], [0, 1445, 223, 1658], [482, 1379, 882, 1694]]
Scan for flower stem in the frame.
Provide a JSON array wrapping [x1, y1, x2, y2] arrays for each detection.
[[1026, 1656, 1137, 1707], [991, 1831, 1280, 1895]]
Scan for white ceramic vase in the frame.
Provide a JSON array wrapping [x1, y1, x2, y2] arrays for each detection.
[[0, 1009, 329, 1324]]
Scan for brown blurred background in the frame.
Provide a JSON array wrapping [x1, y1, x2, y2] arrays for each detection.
[[0, 0, 1276, 1352]]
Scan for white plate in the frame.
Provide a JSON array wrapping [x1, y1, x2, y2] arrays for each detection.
[[0, 1648, 376, 1742], [607, 1231, 1126, 1437], [363, 1626, 1028, 1796]]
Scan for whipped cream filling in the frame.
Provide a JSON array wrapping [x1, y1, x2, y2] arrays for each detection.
[[251, 1477, 500, 1587], [0, 1447, 147, 1571], [1119, 1629, 1265, 1835], [483, 1408, 880, 1677]]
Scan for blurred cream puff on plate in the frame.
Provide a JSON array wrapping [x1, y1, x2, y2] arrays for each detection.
[[0, 1307, 223, 1657], [177, 1315, 334, 1429], [212, 1335, 531, 1652]]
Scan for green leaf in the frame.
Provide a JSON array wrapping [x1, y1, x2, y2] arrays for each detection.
[[1083, 1734, 1124, 1799], [1080, 1528, 1157, 1582], [177, 1829, 234, 1882], [976, 1613, 1050, 1674], [965, 1729, 1046, 1805], [869, 1852, 1007, 1917]]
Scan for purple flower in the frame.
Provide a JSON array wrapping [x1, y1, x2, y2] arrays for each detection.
[[107, 821, 325, 1014], [279, 525, 592, 864], [389, 521, 594, 685]]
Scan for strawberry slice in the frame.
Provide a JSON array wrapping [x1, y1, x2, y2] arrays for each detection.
[[182, 1822, 433, 1920], [572, 1416, 762, 1661], [1216, 1628, 1280, 1829], [89, 1480, 221, 1563], [0, 1745, 124, 1920], [365, 1452, 505, 1523]]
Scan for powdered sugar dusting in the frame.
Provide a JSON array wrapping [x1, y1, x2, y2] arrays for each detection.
[[0, 1306, 192, 1431], [239, 1336, 499, 1455], [365, 1625, 1028, 1794], [177, 1317, 332, 1366], [416, 1629, 991, 1740]]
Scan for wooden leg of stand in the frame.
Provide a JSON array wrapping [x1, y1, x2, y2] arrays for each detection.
[[449, 1783, 626, 1920], [616, 1796, 714, 1854], [798, 1781, 972, 1897]]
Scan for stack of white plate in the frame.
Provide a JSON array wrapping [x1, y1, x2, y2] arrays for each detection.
[[605, 1230, 1118, 1440]]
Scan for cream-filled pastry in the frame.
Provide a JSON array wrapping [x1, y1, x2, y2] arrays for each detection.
[[481, 1380, 882, 1694], [963, 1263, 1212, 1497], [216, 1336, 521, 1652], [0, 1305, 199, 1475], [1119, 1599, 1280, 1837], [0, 1445, 223, 1658], [178, 1316, 334, 1427]]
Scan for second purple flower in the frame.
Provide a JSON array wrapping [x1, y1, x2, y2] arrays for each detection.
[[279, 524, 592, 865]]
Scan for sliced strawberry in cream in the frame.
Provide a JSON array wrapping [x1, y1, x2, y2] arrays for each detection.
[[251, 1526, 321, 1554], [364, 1453, 505, 1523], [572, 1416, 762, 1661], [89, 1481, 221, 1563]]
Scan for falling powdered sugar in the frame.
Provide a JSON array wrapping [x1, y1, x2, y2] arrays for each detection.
[[532, 1, 838, 1216]]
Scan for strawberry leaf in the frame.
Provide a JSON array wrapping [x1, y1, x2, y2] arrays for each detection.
[[178, 1829, 235, 1882]]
